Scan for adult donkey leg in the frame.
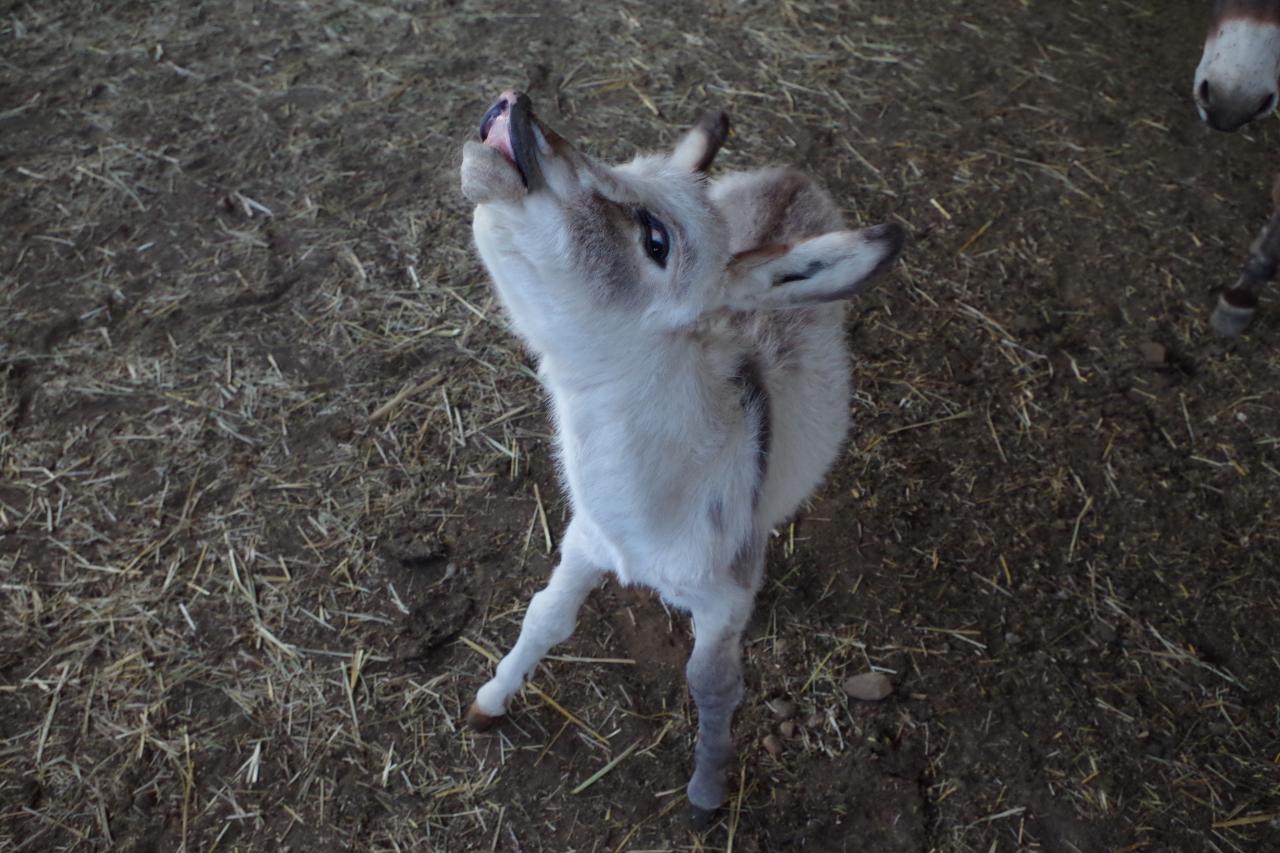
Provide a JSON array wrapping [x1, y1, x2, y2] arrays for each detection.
[[1211, 175, 1280, 337], [685, 540, 763, 829], [467, 519, 605, 729]]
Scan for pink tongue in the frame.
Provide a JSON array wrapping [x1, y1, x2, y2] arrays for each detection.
[[484, 109, 516, 164]]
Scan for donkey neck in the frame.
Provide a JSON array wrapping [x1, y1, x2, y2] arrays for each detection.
[[540, 329, 752, 564], [538, 330, 727, 444], [538, 325, 696, 393]]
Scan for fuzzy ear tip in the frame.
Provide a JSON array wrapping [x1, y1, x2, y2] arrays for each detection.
[[868, 222, 906, 260], [683, 111, 731, 173], [699, 110, 731, 145], [863, 223, 907, 283]]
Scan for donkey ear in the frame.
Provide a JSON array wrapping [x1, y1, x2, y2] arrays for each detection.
[[672, 111, 731, 173], [712, 225, 905, 313]]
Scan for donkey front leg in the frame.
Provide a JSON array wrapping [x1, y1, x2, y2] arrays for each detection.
[[467, 520, 605, 730], [685, 584, 756, 829]]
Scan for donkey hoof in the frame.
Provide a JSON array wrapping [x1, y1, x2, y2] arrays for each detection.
[[1210, 294, 1257, 338], [1208, 300, 1259, 338], [688, 804, 719, 832], [465, 702, 504, 732]]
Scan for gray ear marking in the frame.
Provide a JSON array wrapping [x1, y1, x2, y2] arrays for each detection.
[[774, 259, 826, 286]]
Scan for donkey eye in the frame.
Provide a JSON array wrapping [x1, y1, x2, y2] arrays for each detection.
[[637, 209, 670, 268]]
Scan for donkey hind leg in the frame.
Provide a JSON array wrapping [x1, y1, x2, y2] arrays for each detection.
[[467, 524, 605, 730], [685, 580, 757, 829]]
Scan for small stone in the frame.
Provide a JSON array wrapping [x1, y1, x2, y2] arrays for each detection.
[[765, 698, 796, 720], [762, 734, 783, 756], [842, 671, 893, 702], [1139, 341, 1167, 365], [779, 720, 797, 738], [804, 711, 825, 729]]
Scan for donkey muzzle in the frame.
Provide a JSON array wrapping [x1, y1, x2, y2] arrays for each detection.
[[479, 90, 546, 191]]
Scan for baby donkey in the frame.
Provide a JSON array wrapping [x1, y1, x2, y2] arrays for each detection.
[[460, 90, 904, 826]]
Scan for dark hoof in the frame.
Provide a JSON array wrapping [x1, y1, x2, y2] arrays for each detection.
[[689, 804, 719, 832], [1211, 293, 1257, 338], [465, 702, 503, 732]]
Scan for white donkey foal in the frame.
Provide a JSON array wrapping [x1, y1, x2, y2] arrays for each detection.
[[459, 90, 904, 826], [1195, 0, 1280, 132]]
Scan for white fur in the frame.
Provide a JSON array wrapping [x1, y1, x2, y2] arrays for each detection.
[[469, 198, 873, 605]]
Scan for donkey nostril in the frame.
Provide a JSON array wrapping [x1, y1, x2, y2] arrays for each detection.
[[1255, 93, 1277, 118], [1199, 79, 1212, 106]]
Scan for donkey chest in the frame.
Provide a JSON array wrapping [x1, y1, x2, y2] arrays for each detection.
[[558, 422, 711, 521], [556, 416, 757, 574]]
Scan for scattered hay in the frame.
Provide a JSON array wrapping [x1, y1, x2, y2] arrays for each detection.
[[3, 1, 1280, 851]]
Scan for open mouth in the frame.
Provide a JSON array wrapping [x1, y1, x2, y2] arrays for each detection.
[[479, 91, 544, 190]]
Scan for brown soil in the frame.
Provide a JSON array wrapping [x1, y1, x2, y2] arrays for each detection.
[[3, 1, 1279, 851]]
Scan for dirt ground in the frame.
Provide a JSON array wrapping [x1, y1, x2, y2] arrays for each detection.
[[3, 0, 1280, 850]]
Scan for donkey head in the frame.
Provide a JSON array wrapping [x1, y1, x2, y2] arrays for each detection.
[[461, 91, 903, 360], [1194, 1, 1280, 132]]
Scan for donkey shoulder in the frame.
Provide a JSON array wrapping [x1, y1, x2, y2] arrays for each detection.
[[710, 167, 845, 255]]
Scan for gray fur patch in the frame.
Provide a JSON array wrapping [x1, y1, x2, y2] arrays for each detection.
[[671, 218, 696, 296], [567, 193, 641, 305], [728, 530, 765, 590], [747, 170, 840, 250], [775, 259, 826, 286], [730, 356, 770, 506], [708, 496, 725, 532]]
